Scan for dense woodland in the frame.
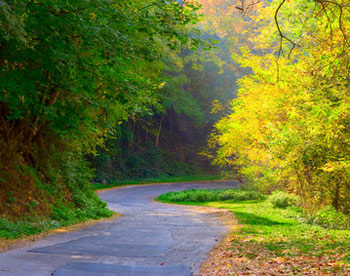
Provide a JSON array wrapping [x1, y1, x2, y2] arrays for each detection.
[[1, 0, 350, 231], [0, 0, 240, 225]]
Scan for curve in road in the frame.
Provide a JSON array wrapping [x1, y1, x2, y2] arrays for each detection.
[[0, 181, 237, 276]]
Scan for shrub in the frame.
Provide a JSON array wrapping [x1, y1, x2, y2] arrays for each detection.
[[310, 206, 350, 230], [158, 188, 265, 203], [269, 191, 300, 209], [191, 189, 218, 202], [219, 190, 265, 201]]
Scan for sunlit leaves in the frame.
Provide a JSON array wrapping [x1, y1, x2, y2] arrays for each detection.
[[211, 0, 350, 213]]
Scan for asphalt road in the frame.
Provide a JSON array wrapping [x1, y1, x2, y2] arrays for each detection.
[[0, 181, 236, 276]]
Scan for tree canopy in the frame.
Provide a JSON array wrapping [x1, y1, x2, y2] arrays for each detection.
[[0, 0, 205, 218], [211, 0, 350, 214]]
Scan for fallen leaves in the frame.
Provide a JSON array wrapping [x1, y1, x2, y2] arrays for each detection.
[[196, 224, 350, 276]]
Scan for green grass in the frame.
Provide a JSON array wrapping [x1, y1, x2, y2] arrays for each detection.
[[92, 174, 226, 190], [0, 211, 114, 239], [156, 189, 350, 274], [0, 193, 113, 239], [208, 201, 350, 261], [0, 209, 114, 239], [157, 188, 265, 202]]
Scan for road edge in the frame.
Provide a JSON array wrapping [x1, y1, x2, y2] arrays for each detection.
[[0, 212, 121, 253]]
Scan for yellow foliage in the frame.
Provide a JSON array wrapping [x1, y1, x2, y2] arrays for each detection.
[[211, 0, 350, 212]]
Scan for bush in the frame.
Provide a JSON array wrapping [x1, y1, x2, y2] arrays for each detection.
[[269, 191, 300, 209], [157, 188, 265, 203], [159, 189, 219, 202], [310, 206, 350, 230], [219, 190, 265, 201], [191, 189, 218, 202]]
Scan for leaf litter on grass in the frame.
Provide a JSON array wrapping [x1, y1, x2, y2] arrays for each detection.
[[197, 224, 350, 276], [194, 201, 350, 276]]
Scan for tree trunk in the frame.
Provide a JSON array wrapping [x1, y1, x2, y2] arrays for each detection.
[[155, 114, 163, 148]]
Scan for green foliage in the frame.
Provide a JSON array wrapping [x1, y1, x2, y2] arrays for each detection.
[[163, 198, 350, 272], [91, 140, 202, 183], [269, 191, 300, 209], [0, 217, 54, 239], [51, 196, 113, 223], [157, 187, 350, 231], [100, 0, 245, 182], [0, 180, 113, 239], [219, 189, 265, 201], [0, 0, 203, 145], [158, 189, 217, 202], [0, 0, 205, 230], [210, 0, 350, 214], [157, 188, 265, 203], [0, 150, 113, 239], [308, 206, 350, 230], [0, 0, 26, 44], [0, 204, 113, 239]]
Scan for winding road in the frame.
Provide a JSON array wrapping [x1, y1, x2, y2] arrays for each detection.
[[0, 181, 236, 276]]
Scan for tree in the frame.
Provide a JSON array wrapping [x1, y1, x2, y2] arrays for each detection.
[[0, 0, 203, 218], [211, 0, 350, 214]]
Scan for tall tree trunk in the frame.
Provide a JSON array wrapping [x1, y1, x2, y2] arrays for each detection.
[[155, 114, 163, 148], [130, 119, 136, 148]]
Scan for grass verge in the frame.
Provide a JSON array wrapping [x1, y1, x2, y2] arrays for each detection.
[[0, 206, 114, 240], [92, 174, 226, 190], [0, 191, 114, 239], [156, 189, 350, 275], [0, 212, 121, 253]]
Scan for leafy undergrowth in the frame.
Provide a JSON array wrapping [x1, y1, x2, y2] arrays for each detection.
[[92, 174, 226, 190], [156, 189, 350, 275], [0, 172, 113, 239], [0, 193, 113, 239], [0, 141, 114, 240], [158, 188, 265, 202], [0, 212, 120, 253]]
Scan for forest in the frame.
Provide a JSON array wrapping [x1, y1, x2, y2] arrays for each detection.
[[1, 0, 350, 238], [210, 0, 350, 219]]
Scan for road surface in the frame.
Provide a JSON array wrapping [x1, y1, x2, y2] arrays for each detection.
[[0, 181, 236, 276]]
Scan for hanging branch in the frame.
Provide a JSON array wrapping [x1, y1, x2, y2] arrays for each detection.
[[274, 0, 297, 57], [274, 0, 298, 81], [232, 0, 261, 15], [274, 0, 350, 53], [231, 0, 349, 81]]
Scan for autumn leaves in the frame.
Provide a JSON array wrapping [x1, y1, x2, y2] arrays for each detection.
[[211, 0, 350, 214]]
